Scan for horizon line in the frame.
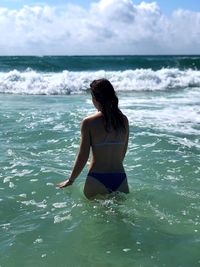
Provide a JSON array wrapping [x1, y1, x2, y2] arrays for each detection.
[[0, 54, 200, 57]]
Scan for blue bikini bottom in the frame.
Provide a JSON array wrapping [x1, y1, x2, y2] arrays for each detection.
[[87, 172, 126, 193]]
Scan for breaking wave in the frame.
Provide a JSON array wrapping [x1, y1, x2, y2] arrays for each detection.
[[0, 68, 200, 95]]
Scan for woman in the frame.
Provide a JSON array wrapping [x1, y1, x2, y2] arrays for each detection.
[[57, 79, 129, 199]]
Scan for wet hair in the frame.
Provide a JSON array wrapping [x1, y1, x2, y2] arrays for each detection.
[[90, 78, 125, 132]]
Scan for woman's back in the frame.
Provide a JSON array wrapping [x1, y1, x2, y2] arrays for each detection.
[[88, 112, 129, 173]]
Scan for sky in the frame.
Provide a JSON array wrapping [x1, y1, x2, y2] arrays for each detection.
[[0, 0, 200, 55]]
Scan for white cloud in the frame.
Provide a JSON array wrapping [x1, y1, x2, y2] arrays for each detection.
[[0, 0, 200, 55]]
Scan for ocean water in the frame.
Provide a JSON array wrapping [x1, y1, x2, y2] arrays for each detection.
[[0, 56, 200, 267]]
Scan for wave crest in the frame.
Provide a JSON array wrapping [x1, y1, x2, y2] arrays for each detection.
[[0, 68, 200, 95]]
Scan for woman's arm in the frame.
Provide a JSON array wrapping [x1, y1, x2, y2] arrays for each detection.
[[57, 118, 91, 188], [122, 117, 129, 160]]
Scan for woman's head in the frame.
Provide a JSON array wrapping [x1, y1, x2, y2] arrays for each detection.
[[90, 79, 118, 108], [90, 79, 125, 132]]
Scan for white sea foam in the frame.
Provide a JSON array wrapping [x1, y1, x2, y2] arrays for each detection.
[[0, 68, 200, 95], [52, 202, 67, 208], [21, 199, 47, 208], [33, 238, 43, 244], [19, 194, 27, 198], [122, 87, 200, 136], [54, 214, 72, 224], [9, 182, 15, 188], [3, 176, 11, 183]]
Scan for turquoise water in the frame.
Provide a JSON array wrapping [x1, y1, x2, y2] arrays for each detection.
[[1, 55, 200, 72], [1, 87, 200, 266], [1, 55, 200, 266]]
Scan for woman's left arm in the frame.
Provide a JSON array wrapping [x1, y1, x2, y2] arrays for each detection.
[[57, 118, 91, 188]]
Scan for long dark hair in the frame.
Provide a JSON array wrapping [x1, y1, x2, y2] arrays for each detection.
[[90, 79, 125, 132]]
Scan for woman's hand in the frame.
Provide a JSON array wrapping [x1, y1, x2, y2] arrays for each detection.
[[57, 179, 73, 189]]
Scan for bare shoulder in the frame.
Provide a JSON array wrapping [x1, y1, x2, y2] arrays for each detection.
[[123, 114, 129, 123], [122, 114, 129, 128], [81, 112, 102, 129], [82, 112, 102, 124]]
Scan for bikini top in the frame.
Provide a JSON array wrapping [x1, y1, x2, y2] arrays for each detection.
[[92, 132, 126, 147]]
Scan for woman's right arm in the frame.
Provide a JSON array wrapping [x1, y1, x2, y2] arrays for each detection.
[[57, 118, 91, 188]]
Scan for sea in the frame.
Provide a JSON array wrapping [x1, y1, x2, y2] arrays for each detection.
[[0, 56, 200, 267]]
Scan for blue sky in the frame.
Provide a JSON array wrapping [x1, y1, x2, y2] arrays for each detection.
[[1, 0, 200, 13], [0, 0, 200, 55], [133, 0, 200, 14]]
